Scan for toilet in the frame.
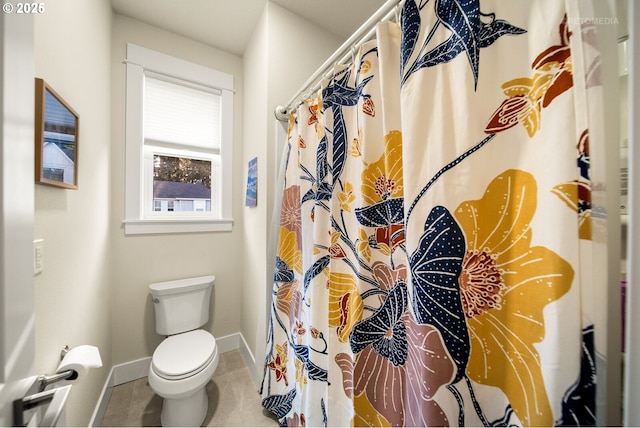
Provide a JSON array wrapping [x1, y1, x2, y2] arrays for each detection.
[[148, 275, 219, 427]]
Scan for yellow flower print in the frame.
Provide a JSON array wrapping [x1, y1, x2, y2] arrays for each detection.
[[356, 229, 372, 263], [349, 130, 363, 158], [349, 137, 362, 157], [277, 227, 302, 274], [360, 60, 371, 74], [287, 113, 296, 140], [328, 272, 363, 343], [361, 130, 403, 205], [339, 182, 356, 212], [295, 358, 307, 390], [454, 170, 574, 427], [353, 392, 391, 427]]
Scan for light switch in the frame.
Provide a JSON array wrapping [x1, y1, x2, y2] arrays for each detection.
[[34, 239, 44, 275]]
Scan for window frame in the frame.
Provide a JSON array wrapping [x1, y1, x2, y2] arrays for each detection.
[[123, 43, 234, 235]]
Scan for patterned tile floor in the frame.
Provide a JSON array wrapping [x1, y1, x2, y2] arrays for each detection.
[[100, 350, 280, 427]]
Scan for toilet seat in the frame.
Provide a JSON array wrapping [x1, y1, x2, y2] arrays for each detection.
[[152, 329, 216, 380]]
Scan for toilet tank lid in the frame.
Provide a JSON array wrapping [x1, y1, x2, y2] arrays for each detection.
[[149, 275, 215, 295]]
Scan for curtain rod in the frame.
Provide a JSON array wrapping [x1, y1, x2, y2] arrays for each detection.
[[274, 0, 404, 121]]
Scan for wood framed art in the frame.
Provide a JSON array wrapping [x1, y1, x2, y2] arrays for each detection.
[[35, 78, 79, 189]]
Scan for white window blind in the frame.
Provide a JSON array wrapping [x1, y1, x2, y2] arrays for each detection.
[[144, 76, 221, 150]]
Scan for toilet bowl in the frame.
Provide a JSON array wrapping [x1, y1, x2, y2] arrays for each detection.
[[148, 276, 217, 427], [148, 329, 219, 427]]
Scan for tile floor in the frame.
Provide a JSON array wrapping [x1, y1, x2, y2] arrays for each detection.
[[100, 350, 280, 427]]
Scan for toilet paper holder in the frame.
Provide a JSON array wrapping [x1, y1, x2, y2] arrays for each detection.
[[36, 346, 76, 392]]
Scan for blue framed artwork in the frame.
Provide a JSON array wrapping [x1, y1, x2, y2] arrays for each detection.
[[245, 157, 257, 206]]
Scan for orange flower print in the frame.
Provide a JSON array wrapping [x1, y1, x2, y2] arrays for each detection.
[[307, 104, 318, 126], [275, 281, 302, 328], [280, 185, 302, 247], [362, 97, 375, 117], [267, 341, 289, 387], [485, 15, 573, 138], [341, 263, 454, 427], [329, 230, 347, 259]]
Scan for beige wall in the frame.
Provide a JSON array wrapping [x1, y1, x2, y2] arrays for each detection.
[[110, 15, 246, 366], [33, 0, 113, 426], [241, 1, 269, 375], [241, 2, 342, 379]]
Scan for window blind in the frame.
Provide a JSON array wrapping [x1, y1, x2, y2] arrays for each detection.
[[144, 76, 221, 150]]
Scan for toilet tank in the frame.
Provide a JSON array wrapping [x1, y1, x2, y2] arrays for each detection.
[[149, 275, 214, 336]]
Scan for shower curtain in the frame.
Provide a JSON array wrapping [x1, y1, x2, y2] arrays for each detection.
[[262, 0, 606, 425]]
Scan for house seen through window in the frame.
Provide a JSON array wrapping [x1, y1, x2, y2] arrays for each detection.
[[152, 155, 212, 212]]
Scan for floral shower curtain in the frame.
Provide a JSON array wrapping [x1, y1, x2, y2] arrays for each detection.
[[261, 0, 606, 426]]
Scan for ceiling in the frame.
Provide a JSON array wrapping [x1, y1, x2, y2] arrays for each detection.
[[110, 0, 387, 56]]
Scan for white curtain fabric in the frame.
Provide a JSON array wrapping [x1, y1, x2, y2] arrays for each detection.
[[261, 0, 608, 426]]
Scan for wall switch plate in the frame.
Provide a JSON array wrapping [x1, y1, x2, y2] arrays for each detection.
[[33, 239, 44, 275]]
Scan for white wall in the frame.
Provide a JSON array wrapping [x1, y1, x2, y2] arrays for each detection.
[[33, 1, 112, 426], [241, 2, 269, 380], [0, 11, 36, 426], [241, 2, 342, 381], [110, 15, 245, 366]]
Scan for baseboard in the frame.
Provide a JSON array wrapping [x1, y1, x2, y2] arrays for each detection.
[[89, 332, 250, 426], [89, 365, 115, 427], [238, 333, 261, 387]]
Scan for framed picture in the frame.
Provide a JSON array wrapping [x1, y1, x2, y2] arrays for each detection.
[[35, 78, 79, 189], [245, 157, 257, 206]]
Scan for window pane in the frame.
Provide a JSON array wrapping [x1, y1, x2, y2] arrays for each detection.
[[153, 155, 211, 213], [144, 76, 221, 149]]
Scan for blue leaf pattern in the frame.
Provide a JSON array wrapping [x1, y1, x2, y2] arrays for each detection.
[[349, 281, 408, 367], [556, 326, 597, 426], [435, 0, 480, 86], [293, 343, 310, 362], [261, 388, 297, 421], [413, 34, 466, 70], [409, 205, 469, 381], [274, 256, 295, 283], [307, 359, 329, 383], [400, 0, 421, 76], [332, 107, 347, 185], [355, 198, 405, 227], [478, 17, 527, 47], [316, 135, 329, 182], [401, 0, 526, 88], [303, 255, 330, 294]]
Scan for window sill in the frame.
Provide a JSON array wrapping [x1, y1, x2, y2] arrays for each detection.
[[123, 218, 233, 235]]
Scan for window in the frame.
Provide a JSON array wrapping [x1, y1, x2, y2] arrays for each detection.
[[124, 44, 234, 234]]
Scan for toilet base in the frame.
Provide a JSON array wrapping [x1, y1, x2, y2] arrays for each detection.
[[160, 386, 208, 427]]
